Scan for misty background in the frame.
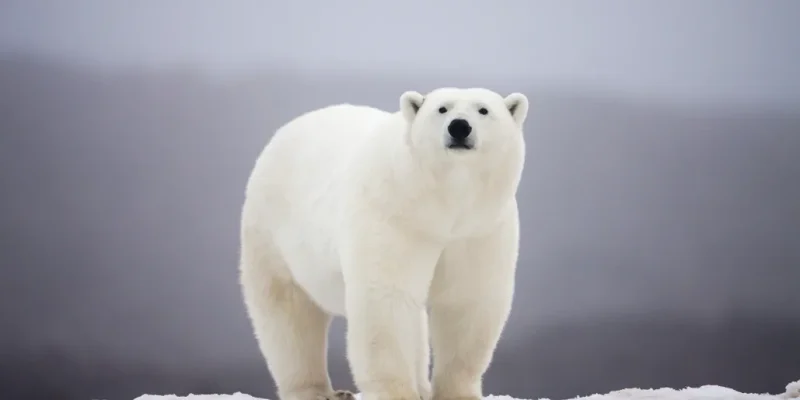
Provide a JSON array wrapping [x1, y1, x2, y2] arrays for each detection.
[[1, 1, 799, 400]]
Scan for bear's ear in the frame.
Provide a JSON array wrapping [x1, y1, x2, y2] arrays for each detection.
[[399, 91, 425, 123], [504, 93, 529, 127]]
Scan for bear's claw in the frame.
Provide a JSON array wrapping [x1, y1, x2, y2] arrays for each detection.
[[317, 390, 356, 400]]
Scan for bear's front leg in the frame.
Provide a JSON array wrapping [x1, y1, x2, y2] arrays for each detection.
[[428, 217, 519, 400], [341, 223, 440, 400]]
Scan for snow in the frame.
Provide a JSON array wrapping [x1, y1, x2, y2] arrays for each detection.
[[134, 379, 800, 400]]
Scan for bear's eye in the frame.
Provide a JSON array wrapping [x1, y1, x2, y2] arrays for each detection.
[[438, 106, 448, 114], [478, 107, 489, 115]]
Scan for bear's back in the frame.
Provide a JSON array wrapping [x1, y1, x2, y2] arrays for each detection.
[[249, 103, 390, 203], [242, 104, 392, 300]]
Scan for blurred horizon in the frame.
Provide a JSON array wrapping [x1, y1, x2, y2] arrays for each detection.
[[4, 50, 800, 114]]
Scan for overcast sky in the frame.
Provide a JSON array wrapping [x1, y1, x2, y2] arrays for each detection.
[[1, 1, 799, 104]]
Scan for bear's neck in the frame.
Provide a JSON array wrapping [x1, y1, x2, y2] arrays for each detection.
[[377, 141, 522, 239]]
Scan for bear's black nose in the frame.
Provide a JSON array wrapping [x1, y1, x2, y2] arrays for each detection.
[[447, 118, 472, 140]]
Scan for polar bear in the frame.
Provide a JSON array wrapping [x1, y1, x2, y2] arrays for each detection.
[[239, 87, 528, 400]]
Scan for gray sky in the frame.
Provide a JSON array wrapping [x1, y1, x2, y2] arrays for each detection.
[[1, 0, 799, 105]]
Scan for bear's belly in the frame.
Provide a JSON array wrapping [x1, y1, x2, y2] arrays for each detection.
[[272, 225, 348, 316], [293, 266, 347, 316]]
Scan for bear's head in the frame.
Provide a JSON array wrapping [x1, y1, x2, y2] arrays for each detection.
[[399, 87, 528, 163]]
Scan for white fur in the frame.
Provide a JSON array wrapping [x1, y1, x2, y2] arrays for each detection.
[[239, 88, 529, 400]]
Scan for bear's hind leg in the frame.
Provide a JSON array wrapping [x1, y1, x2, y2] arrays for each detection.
[[239, 228, 353, 400]]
